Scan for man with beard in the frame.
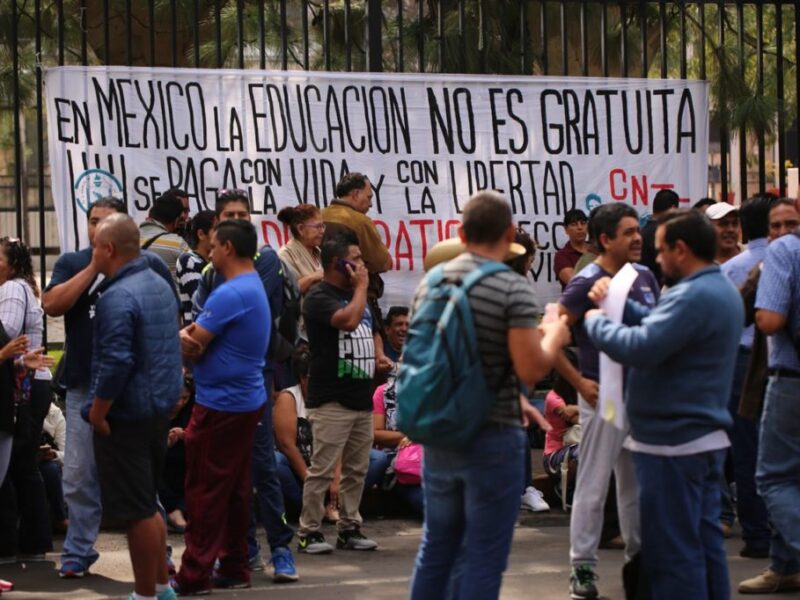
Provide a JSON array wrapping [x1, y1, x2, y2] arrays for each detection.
[[585, 209, 743, 599], [707, 202, 741, 264], [557, 203, 660, 600]]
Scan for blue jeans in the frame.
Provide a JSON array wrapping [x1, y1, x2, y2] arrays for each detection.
[[248, 375, 294, 557], [409, 426, 526, 600], [61, 388, 102, 568], [728, 347, 770, 550], [633, 450, 729, 600], [275, 448, 390, 517], [757, 375, 800, 575], [274, 451, 303, 514]]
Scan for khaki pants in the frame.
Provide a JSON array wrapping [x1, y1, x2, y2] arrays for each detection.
[[299, 402, 373, 534]]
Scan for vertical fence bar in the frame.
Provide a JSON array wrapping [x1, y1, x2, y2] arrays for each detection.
[[11, 0, 22, 238], [659, 0, 667, 77], [35, 0, 47, 343], [776, 2, 785, 195], [323, 0, 331, 70], [560, 0, 568, 75], [418, 0, 424, 72], [737, 2, 747, 200], [580, 0, 588, 76], [480, 0, 488, 72], [302, 0, 310, 70], [621, 2, 628, 77], [58, 0, 65, 65], [126, 0, 132, 66], [344, 0, 352, 71], [541, 0, 548, 75], [438, 0, 445, 73], [215, 0, 222, 68], [756, 2, 765, 193], [149, 0, 156, 65], [679, 1, 686, 78], [639, 0, 647, 77], [103, 0, 110, 63], [171, 0, 178, 67], [601, 1, 608, 76], [259, 0, 266, 69], [719, 1, 728, 202], [699, 2, 706, 80], [236, 0, 244, 69], [81, 0, 88, 65], [193, 0, 200, 67], [397, 0, 404, 72], [280, 0, 287, 70], [367, 0, 383, 72], [459, 0, 466, 72], [521, 0, 530, 74]]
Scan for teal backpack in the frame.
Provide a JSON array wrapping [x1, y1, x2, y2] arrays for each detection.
[[396, 260, 510, 449]]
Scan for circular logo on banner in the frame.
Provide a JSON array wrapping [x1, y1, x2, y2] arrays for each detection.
[[73, 169, 123, 213]]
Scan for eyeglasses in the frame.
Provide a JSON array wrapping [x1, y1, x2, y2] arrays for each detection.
[[304, 222, 326, 230]]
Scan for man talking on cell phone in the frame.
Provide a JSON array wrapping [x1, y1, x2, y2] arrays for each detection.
[[295, 232, 392, 555]]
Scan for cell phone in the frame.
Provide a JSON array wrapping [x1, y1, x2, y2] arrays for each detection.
[[335, 258, 355, 275]]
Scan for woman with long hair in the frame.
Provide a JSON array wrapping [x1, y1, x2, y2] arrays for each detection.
[[0, 237, 54, 562]]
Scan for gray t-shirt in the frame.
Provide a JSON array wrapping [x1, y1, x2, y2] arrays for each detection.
[[411, 252, 540, 426]]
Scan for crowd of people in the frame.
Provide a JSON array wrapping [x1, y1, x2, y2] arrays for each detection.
[[0, 173, 796, 600]]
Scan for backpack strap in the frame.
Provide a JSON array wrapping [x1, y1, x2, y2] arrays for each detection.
[[141, 232, 168, 250], [460, 261, 511, 291]]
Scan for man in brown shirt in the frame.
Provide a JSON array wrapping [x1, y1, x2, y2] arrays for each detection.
[[322, 173, 392, 316]]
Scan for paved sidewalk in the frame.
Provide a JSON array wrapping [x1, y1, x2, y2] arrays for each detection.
[[0, 515, 783, 599]]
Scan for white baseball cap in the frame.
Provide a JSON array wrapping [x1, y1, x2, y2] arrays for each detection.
[[705, 202, 738, 220]]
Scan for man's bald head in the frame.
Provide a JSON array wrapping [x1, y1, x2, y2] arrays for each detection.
[[95, 213, 141, 259]]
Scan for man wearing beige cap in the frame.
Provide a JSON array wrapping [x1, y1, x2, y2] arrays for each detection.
[[706, 202, 741, 264]]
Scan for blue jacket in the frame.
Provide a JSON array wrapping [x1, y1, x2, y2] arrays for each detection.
[[89, 256, 182, 421], [585, 266, 744, 446]]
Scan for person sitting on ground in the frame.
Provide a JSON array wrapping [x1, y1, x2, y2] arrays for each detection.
[[554, 209, 589, 288], [382, 307, 409, 364], [158, 374, 194, 535], [39, 401, 68, 533], [273, 347, 343, 522], [543, 355, 581, 510], [372, 372, 422, 517], [176, 210, 215, 326]]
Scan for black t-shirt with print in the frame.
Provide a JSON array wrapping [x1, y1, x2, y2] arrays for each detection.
[[303, 281, 377, 411]]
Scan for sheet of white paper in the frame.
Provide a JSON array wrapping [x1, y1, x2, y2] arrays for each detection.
[[598, 263, 639, 430]]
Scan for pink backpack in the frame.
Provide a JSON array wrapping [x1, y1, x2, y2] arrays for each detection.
[[394, 443, 423, 485]]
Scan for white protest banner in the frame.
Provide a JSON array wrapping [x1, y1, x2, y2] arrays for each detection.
[[45, 66, 708, 306]]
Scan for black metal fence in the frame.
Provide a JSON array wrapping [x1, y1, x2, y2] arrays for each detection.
[[3, 0, 799, 333]]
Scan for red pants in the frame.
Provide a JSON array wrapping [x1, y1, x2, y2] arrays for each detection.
[[174, 405, 261, 592]]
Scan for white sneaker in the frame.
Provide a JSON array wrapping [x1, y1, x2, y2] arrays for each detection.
[[520, 486, 550, 512]]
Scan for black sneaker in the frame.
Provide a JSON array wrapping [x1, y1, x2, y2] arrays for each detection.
[[569, 565, 599, 599], [336, 529, 378, 551], [297, 531, 334, 555]]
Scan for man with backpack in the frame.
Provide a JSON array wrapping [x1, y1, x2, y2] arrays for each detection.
[[296, 232, 393, 555], [139, 193, 190, 283], [191, 189, 299, 583], [402, 191, 570, 600]]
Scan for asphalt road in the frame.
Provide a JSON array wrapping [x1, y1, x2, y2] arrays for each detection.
[[0, 514, 784, 600]]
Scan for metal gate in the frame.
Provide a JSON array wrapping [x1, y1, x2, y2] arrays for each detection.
[[3, 0, 798, 339]]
